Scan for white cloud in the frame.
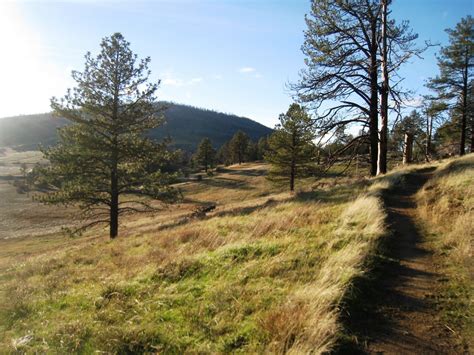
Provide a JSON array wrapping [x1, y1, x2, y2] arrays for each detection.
[[161, 72, 203, 87], [188, 77, 203, 84], [239, 67, 256, 73], [238, 67, 263, 79], [212, 74, 223, 80], [403, 97, 423, 107], [162, 77, 183, 87]]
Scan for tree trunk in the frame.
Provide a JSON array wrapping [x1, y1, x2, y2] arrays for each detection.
[[471, 110, 474, 152], [290, 161, 295, 192], [369, 18, 379, 176], [426, 114, 433, 161], [403, 133, 413, 165], [460, 48, 468, 156], [377, 0, 388, 175], [290, 132, 296, 191], [110, 170, 119, 239]]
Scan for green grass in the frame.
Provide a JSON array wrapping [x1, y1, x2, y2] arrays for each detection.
[[0, 160, 425, 353]]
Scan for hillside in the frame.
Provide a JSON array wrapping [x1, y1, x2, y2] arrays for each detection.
[[0, 103, 273, 151], [0, 156, 471, 353], [0, 158, 386, 352]]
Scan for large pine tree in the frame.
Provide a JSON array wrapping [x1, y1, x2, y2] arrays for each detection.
[[428, 16, 474, 156], [230, 130, 250, 164], [195, 137, 216, 172], [294, 0, 420, 176], [265, 104, 316, 191], [39, 33, 178, 238]]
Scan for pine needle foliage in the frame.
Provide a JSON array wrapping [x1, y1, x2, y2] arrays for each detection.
[[38, 33, 179, 238], [230, 130, 250, 164], [195, 137, 216, 172], [428, 16, 474, 155], [265, 104, 316, 191]]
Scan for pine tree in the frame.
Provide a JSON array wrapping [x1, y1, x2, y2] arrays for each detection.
[[421, 99, 447, 159], [294, 0, 420, 176], [38, 33, 179, 239], [195, 137, 216, 172], [230, 130, 250, 164], [265, 104, 316, 191], [257, 136, 269, 160], [247, 141, 259, 162], [217, 141, 232, 166], [428, 16, 473, 156]]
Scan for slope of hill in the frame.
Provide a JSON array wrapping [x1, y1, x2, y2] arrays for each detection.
[[2, 156, 470, 352], [0, 103, 273, 151], [0, 162, 390, 353]]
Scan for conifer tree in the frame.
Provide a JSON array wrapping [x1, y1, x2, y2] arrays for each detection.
[[230, 130, 250, 164], [265, 104, 316, 191], [294, 0, 420, 175], [195, 137, 216, 172], [217, 141, 232, 166], [257, 136, 269, 160], [247, 141, 259, 162], [39, 33, 178, 239], [428, 16, 473, 155]]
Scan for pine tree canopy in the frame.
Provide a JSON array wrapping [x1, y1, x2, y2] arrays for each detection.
[[195, 137, 216, 172], [265, 104, 316, 191], [230, 130, 250, 164], [38, 33, 179, 238], [428, 16, 473, 155]]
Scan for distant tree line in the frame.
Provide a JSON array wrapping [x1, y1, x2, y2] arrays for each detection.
[[192, 131, 270, 172]]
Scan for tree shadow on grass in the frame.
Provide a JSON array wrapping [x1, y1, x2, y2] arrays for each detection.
[[198, 177, 253, 191], [221, 168, 268, 177], [295, 181, 367, 205]]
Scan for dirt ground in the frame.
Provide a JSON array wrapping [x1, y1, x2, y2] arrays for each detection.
[[351, 168, 463, 354]]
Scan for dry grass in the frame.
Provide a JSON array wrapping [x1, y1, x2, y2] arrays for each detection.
[[0, 160, 392, 353], [416, 153, 474, 349]]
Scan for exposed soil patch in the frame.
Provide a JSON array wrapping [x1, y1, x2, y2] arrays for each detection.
[[340, 168, 463, 354]]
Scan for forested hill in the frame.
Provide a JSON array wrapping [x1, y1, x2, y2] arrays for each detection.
[[0, 103, 273, 151]]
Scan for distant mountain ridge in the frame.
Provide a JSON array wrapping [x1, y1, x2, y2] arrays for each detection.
[[0, 103, 273, 151]]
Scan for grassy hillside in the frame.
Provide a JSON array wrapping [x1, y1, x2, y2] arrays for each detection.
[[2, 156, 470, 353], [0, 161, 400, 353], [416, 154, 474, 349], [0, 103, 273, 151]]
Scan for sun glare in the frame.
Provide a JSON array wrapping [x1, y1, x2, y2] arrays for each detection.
[[0, 2, 65, 118]]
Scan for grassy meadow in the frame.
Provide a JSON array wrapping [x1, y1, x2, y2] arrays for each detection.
[[1, 149, 471, 353], [0, 146, 396, 353]]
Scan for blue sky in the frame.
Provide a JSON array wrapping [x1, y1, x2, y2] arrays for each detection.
[[0, 0, 472, 128]]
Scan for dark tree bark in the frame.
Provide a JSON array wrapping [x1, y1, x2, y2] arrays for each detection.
[[370, 15, 380, 177], [377, 0, 389, 175], [294, 0, 420, 176], [460, 49, 469, 155]]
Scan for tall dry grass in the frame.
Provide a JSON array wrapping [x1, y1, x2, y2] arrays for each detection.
[[416, 154, 473, 349], [0, 162, 389, 353]]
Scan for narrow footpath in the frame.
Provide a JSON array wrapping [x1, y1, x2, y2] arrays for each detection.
[[345, 168, 461, 354]]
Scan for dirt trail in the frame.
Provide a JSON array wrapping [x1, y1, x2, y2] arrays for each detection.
[[351, 168, 461, 354]]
